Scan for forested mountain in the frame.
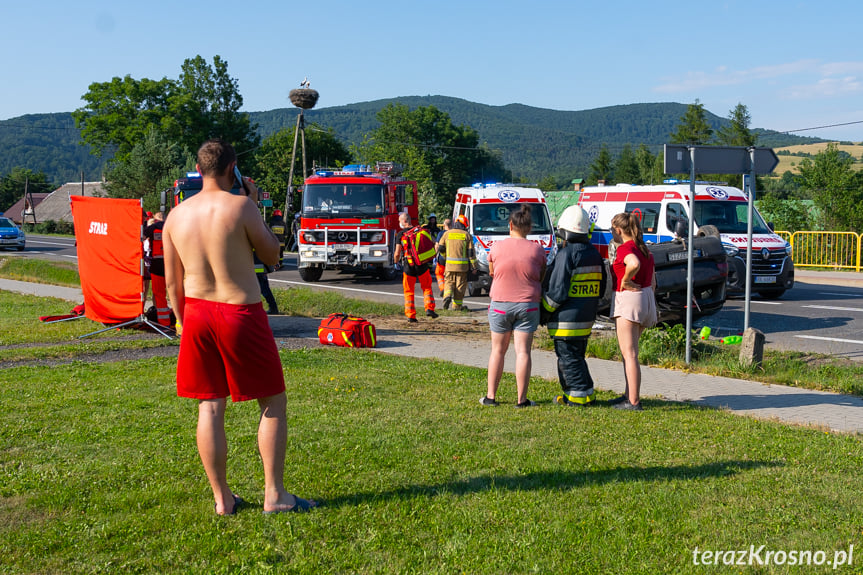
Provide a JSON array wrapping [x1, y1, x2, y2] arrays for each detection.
[[253, 97, 821, 181], [0, 113, 108, 184], [0, 97, 822, 185]]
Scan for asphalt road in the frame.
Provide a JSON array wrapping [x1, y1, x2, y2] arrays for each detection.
[[12, 234, 863, 360]]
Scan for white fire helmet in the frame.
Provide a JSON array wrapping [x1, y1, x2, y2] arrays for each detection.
[[557, 206, 591, 235]]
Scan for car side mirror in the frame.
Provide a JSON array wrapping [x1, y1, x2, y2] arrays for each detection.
[[767, 221, 775, 232]]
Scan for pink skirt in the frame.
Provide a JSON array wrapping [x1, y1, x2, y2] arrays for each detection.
[[611, 286, 657, 328]]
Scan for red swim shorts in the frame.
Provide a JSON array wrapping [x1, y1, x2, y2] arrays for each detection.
[[176, 297, 286, 402]]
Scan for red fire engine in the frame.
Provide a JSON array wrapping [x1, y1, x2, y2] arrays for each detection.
[[296, 162, 419, 282]]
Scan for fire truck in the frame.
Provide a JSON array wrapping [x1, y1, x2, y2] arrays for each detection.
[[296, 162, 418, 282]]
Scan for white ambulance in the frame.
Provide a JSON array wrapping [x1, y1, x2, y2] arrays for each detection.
[[452, 184, 557, 296], [578, 181, 794, 298]]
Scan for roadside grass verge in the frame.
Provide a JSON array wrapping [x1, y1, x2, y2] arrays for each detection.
[[0, 292, 175, 361], [1, 347, 862, 574], [271, 284, 405, 318], [0, 256, 80, 287], [3, 258, 863, 398], [584, 324, 863, 397]]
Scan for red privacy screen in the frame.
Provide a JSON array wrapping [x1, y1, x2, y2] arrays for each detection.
[[71, 196, 143, 324]]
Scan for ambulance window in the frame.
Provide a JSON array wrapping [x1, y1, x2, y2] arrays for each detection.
[[666, 203, 688, 233], [624, 202, 660, 234]]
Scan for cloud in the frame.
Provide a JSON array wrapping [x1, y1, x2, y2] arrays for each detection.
[[653, 59, 863, 100], [787, 76, 863, 100]]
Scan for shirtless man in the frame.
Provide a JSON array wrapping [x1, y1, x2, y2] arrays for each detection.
[[163, 139, 317, 515]]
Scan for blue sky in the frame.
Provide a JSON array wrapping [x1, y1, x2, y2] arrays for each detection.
[[2, 0, 862, 141]]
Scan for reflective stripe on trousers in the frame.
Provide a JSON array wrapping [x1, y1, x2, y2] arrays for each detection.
[[402, 270, 436, 319]]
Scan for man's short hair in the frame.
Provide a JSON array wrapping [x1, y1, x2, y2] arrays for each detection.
[[197, 139, 236, 177]]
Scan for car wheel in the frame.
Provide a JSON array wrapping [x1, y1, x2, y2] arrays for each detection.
[[16, 245, 25, 251], [298, 266, 323, 282], [468, 280, 483, 297], [697, 225, 720, 238], [757, 289, 785, 300]]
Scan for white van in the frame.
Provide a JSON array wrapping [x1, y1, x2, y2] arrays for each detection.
[[452, 184, 557, 296], [578, 182, 794, 298]]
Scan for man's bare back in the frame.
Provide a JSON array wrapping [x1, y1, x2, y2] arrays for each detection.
[[163, 179, 279, 324]]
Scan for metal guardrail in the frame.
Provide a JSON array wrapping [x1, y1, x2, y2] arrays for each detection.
[[776, 231, 862, 272]]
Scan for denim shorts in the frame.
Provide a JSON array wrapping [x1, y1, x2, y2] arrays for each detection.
[[488, 301, 540, 333]]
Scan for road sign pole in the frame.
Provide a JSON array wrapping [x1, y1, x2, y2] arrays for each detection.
[[744, 150, 757, 332], [686, 147, 696, 364]]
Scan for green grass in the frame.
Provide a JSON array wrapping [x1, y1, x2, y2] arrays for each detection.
[[582, 324, 863, 397], [0, 256, 80, 287], [1, 348, 862, 574], [0, 291, 175, 363], [3, 257, 863, 399], [271, 284, 406, 318]]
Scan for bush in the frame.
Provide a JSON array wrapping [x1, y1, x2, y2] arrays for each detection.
[[22, 220, 75, 235]]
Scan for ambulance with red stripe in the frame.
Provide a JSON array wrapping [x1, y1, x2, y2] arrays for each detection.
[[578, 181, 794, 299], [452, 184, 557, 296]]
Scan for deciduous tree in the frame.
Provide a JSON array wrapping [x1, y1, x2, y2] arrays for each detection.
[[252, 125, 351, 213], [0, 168, 50, 212], [356, 104, 510, 217], [74, 56, 258, 165], [104, 127, 193, 209], [797, 143, 863, 230]]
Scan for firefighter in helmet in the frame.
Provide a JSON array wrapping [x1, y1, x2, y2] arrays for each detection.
[[541, 206, 606, 406], [437, 214, 476, 310]]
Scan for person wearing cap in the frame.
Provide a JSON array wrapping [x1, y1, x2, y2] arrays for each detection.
[[541, 206, 606, 407], [268, 209, 286, 268], [436, 214, 476, 310]]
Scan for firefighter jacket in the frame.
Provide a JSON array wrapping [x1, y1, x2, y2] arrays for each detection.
[[269, 216, 286, 245], [437, 227, 477, 273], [541, 240, 606, 339]]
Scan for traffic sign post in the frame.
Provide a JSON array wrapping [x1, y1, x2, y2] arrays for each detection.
[[663, 145, 779, 364]]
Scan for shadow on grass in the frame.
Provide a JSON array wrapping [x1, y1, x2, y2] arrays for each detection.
[[324, 460, 782, 508]]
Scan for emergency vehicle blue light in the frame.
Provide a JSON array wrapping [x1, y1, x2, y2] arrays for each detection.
[[316, 171, 334, 177], [663, 178, 679, 184], [472, 183, 483, 188], [186, 171, 201, 178]]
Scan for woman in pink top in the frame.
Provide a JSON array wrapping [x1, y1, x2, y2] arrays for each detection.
[[610, 212, 657, 411], [481, 206, 547, 408]]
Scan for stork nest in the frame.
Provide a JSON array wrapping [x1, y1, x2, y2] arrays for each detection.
[[289, 89, 319, 109]]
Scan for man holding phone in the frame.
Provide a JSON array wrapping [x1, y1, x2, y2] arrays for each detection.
[[163, 139, 317, 515]]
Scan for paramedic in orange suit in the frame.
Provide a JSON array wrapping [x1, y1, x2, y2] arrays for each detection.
[[393, 212, 438, 323]]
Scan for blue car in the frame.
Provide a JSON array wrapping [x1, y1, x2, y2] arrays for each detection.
[[0, 216, 26, 251]]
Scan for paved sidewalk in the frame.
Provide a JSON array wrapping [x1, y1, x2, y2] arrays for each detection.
[[0, 278, 83, 301], [369, 327, 863, 434], [5, 277, 863, 434]]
